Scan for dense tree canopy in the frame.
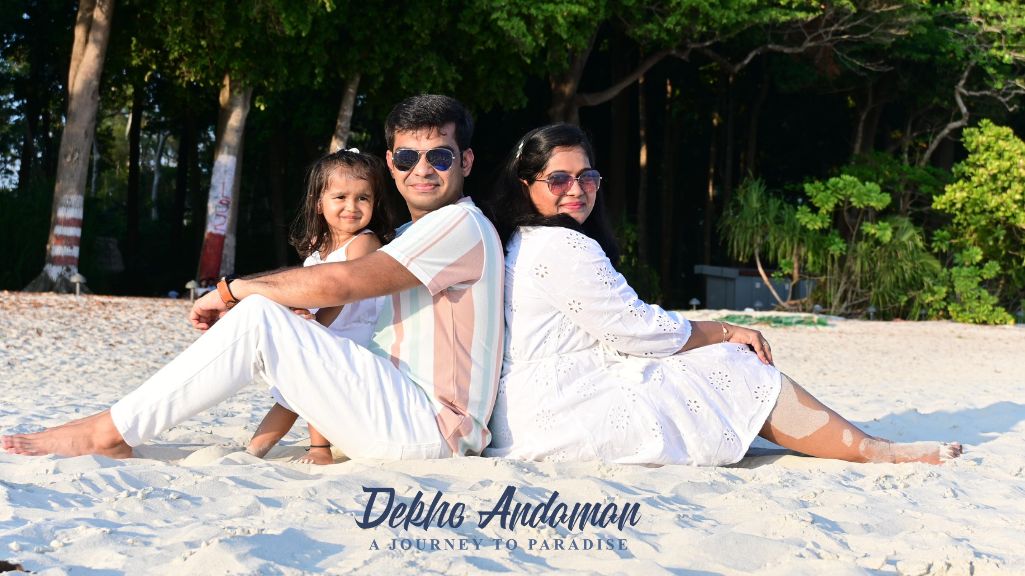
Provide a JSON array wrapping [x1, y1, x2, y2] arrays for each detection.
[[1, 0, 1023, 321]]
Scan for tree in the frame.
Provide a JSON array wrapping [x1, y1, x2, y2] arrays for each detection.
[[720, 179, 808, 308], [933, 120, 1025, 315], [25, 0, 115, 292], [917, 1, 1025, 167], [144, 1, 290, 282], [795, 174, 939, 317]]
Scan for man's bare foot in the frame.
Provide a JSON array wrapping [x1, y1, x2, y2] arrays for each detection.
[[1, 410, 133, 458], [293, 446, 334, 465], [859, 438, 963, 465]]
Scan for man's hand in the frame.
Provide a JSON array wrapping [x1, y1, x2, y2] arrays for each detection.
[[189, 290, 229, 330]]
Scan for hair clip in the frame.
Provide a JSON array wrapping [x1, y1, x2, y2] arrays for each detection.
[[514, 140, 524, 160], [346, 147, 360, 154]]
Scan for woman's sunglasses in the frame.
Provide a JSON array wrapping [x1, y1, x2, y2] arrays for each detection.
[[392, 147, 457, 172], [535, 170, 602, 196]]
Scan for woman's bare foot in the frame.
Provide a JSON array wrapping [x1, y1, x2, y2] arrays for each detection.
[[293, 446, 334, 465], [1, 410, 133, 458], [859, 438, 963, 465]]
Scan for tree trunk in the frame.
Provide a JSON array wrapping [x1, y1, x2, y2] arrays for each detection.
[[743, 65, 769, 176], [125, 85, 142, 279], [329, 73, 361, 152], [754, 251, 787, 308], [659, 78, 677, 304], [269, 124, 289, 267], [549, 30, 670, 126], [919, 67, 972, 168], [197, 73, 252, 282], [17, 92, 40, 194], [547, 41, 594, 125], [703, 112, 720, 265], [606, 29, 631, 222], [150, 131, 167, 220], [89, 138, 100, 198], [721, 74, 737, 211], [188, 109, 204, 257], [170, 110, 192, 278], [636, 74, 649, 264], [16, 1, 46, 193], [852, 81, 874, 157], [25, 0, 115, 292]]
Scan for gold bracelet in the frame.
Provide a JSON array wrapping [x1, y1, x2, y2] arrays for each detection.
[[720, 322, 729, 343]]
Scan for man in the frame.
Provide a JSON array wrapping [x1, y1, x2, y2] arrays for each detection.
[[2, 94, 504, 460]]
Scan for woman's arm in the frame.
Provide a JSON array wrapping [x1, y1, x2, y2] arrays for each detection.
[[527, 228, 773, 364], [681, 320, 774, 365], [526, 228, 689, 357]]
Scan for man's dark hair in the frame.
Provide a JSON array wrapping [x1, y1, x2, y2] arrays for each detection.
[[385, 94, 474, 151]]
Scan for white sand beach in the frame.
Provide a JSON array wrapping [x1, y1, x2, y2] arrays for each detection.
[[1, 290, 1024, 575]]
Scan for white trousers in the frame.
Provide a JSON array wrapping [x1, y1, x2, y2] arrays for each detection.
[[109, 295, 450, 459]]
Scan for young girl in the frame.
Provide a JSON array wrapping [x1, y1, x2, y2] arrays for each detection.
[[246, 148, 396, 464]]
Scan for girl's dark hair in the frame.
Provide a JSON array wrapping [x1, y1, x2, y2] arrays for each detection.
[[290, 150, 397, 259], [487, 123, 619, 262]]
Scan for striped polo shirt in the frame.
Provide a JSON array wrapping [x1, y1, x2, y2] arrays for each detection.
[[370, 196, 504, 456]]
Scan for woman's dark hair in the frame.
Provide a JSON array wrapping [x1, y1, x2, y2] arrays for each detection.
[[290, 149, 397, 259], [487, 123, 619, 262]]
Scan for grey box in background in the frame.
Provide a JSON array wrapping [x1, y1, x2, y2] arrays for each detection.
[[694, 265, 814, 310]]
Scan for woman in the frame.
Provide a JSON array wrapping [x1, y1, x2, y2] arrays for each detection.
[[484, 123, 961, 466]]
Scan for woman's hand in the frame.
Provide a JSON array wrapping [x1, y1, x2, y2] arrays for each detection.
[[724, 323, 774, 366]]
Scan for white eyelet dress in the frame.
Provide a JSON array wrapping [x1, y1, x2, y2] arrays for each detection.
[[484, 226, 783, 466]]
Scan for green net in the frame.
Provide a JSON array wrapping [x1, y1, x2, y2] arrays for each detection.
[[716, 314, 830, 327]]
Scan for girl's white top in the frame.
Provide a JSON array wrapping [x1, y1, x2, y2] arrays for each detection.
[[303, 229, 384, 346]]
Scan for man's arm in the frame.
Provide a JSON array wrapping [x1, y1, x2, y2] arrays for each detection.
[[189, 251, 419, 330]]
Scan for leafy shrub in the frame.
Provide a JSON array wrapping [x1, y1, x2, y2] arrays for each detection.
[[931, 120, 1025, 318]]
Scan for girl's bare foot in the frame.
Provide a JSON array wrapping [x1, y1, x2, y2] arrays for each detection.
[[859, 438, 963, 465], [1, 410, 132, 458], [293, 445, 334, 465], [245, 442, 275, 459]]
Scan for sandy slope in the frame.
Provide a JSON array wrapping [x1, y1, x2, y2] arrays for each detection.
[[1, 291, 1024, 575]]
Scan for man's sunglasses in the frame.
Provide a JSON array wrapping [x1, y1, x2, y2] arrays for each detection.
[[392, 147, 457, 172], [535, 170, 602, 196]]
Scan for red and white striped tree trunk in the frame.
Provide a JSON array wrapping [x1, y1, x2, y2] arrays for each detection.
[[196, 73, 252, 283], [26, 0, 115, 292]]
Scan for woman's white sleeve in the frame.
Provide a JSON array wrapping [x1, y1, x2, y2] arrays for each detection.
[[529, 228, 691, 356]]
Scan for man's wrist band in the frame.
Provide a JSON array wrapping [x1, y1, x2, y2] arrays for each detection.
[[216, 275, 240, 308]]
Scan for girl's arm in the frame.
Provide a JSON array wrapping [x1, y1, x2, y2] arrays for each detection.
[[314, 233, 383, 328]]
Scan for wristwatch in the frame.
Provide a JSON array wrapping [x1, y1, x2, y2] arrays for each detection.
[[216, 275, 240, 308]]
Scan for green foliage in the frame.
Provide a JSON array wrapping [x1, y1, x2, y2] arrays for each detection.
[[843, 152, 949, 217], [615, 217, 662, 305], [720, 178, 813, 306], [0, 182, 51, 290], [928, 119, 1025, 321], [796, 174, 941, 318], [717, 313, 829, 328], [921, 247, 1014, 324]]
